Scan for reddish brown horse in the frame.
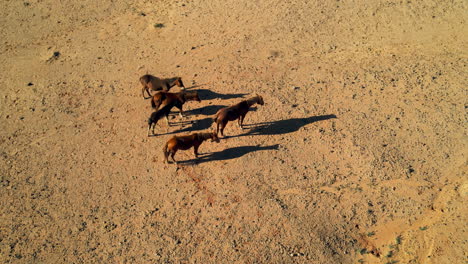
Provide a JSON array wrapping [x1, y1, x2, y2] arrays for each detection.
[[151, 91, 201, 114], [212, 94, 264, 136], [140, 75, 185, 98], [163, 132, 220, 164]]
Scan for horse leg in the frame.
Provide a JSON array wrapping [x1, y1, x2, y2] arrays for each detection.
[[165, 114, 170, 126], [171, 151, 177, 164], [147, 123, 152, 136], [177, 105, 185, 118], [220, 121, 227, 137], [240, 114, 246, 129], [142, 87, 149, 99], [193, 145, 200, 158]]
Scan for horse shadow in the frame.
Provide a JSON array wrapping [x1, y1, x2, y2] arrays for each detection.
[[154, 117, 214, 136], [195, 89, 248, 100], [230, 114, 337, 137], [179, 144, 279, 165], [185, 105, 227, 116], [184, 84, 205, 90], [186, 105, 257, 116]]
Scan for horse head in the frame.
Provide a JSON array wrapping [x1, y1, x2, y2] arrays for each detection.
[[210, 132, 220, 143], [176, 77, 186, 90], [256, 94, 264, 105], [194, 92, 201, 102]]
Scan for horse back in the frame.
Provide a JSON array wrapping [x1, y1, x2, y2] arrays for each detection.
[[174, 134, 197, 150], [223, 101, 250, 120]]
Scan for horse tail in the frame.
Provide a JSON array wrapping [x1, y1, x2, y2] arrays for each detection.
[[151, 97, 157, 109], [212, 111, 219, 122], [163, 141, 170, 162]]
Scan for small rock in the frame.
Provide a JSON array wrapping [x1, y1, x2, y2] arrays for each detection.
[[27, 82, 33, 86]]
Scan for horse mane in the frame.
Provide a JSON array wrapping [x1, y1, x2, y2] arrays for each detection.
[[246, 95, 260, 105], [183, 91, 198, 100], [196, 132, 212, 141], [165, 77, 180, 83]]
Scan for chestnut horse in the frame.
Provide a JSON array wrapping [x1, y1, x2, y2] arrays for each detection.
[[140, 74, 185, 98], [163, 132, 220, 164], [212, 94, 264, 136], [151, 91, 201, 112]]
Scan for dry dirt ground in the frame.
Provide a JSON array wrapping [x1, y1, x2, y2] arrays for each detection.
[[1, 0, 467, 263]]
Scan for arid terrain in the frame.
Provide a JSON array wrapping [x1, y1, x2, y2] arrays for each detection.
[[1, 0, 466, 263]]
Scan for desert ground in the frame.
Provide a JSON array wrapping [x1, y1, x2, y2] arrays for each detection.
[[0, 0, 466, 263]]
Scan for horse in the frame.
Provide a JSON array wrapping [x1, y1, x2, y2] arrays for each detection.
[[163, 131, 220, 164], [212, 94, 264, 137], [140, 74, 185, 99], [147, 103, 174, 136], [151, 91, 201, 112]]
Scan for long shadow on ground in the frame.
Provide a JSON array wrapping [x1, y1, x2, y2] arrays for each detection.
[[195, 89, 248, 100], [186, 105, 227, 116], [187, 105, 258, 116], [179, 144, 279, 165], [153, 117, 214, 136], [225, 114, 337, 138]]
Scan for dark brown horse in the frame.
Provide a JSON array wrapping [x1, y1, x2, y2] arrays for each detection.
[[147, 103, 174, 136], [140, 74, 185, 98], [163, 131, 220, 164], [151, 91, 201, 113], [212, 94, 264, 136]]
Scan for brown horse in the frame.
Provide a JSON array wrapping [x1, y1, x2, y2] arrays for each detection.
[[212, 94, 264, 136], [140, 74, 185, 98], [151, 91, 201, 114], [163, 131, 220, 164]]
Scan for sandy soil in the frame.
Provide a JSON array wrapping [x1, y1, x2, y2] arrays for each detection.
[[1, 0, 467, 263]]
